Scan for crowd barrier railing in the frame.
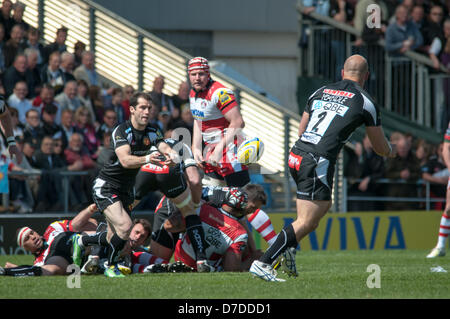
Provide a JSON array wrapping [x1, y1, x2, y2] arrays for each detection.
[[342, 177, 446, 212]]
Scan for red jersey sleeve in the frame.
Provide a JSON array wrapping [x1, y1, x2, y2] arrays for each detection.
[[215, 89, 238, 115]]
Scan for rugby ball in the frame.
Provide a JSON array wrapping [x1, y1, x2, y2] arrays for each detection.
[[237, 137, 264, 165]]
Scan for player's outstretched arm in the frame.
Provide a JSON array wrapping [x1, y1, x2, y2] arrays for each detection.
[[116, 144, 160, 168], [366, 126, 396, 158], [71, 203, 98, 233]]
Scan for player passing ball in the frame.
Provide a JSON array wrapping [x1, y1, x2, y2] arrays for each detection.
[[250, 55, 397, 282]]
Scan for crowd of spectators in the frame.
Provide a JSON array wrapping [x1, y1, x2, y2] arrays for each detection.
[[301, 0, 450, 70], [301, 0, 450, 211], [0, 0, 193, 213], [345, 131, 448, 211]]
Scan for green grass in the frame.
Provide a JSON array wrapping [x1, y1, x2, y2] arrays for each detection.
[[0, 250, 449, 299]]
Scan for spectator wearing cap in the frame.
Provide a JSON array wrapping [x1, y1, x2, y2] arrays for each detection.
[[7, 80, 32, 124], [3, 53, 34, 98], [41, 103, 63, 138], [22, 108, 44, 145], [73, 51, 99, 86], [43, 26, 68, 65], [54, 80, 81, 113]]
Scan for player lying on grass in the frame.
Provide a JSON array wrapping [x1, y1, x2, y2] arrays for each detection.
[[0, 204, 98, 277], [133, 137, 278, 271], [76, 185, 267, 274], [135, 184, 268, 272]]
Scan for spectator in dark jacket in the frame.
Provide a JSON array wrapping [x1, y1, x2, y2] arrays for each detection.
[[42, 26, 68, 65], [3, 24, 24, 68], [384, 133, 421, 210], [345, 134, 385, 211], [3, 53, 34, 98]]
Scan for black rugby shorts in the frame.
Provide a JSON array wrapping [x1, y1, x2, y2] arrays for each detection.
[[92, 178, 134, 214], [288, 147, 335, 201]]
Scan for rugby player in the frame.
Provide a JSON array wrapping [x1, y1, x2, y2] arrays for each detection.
[[250, 55, 397, 282], [427, 121, 450, 258], [91, 92, 187, 277], [0, 204, 98, 277], [188, 56, 249, 187], [132, 185, 267, 272]]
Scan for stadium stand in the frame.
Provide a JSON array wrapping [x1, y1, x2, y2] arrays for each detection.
[[0, 0, 449, 213]]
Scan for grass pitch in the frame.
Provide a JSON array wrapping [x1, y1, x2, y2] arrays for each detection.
[[0, 249, 448, 299]]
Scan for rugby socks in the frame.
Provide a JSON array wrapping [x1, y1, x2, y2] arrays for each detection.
[[247, 209, 278, 246], [185, 214, 208, 260], [81, 231, 108, 247], [259, 224, 297, 265], [2, 265, 42, 277], [107, 233, 128, 265], [437, 214, 450, 249]]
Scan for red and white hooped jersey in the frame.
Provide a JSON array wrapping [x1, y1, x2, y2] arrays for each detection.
[[189, 80, 238, 145], [174, 204, 248, 270], [34, 220, 74, 266]]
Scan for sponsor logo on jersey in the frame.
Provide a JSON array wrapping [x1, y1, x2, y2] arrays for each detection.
[[312, 100, 349, 117], [323, 89, 355, 98], [191, 109, 205, 119], [218, 90, 231, 105], [143, 137, 150, 146]]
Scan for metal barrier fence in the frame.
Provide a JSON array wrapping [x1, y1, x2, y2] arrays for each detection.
[[3, 170, 88, 214], [342, 177, 446, 212], [18, 0, 304, 210], [297, 4, 450, 134]]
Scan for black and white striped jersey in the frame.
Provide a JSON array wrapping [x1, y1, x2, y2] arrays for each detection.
[[294, 79, 381, 161]]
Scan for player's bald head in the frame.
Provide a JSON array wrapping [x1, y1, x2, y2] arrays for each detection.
[[342, 55, 369, 85]]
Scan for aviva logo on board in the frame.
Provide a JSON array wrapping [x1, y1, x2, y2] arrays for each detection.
[[248, 211, 443, 251]]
